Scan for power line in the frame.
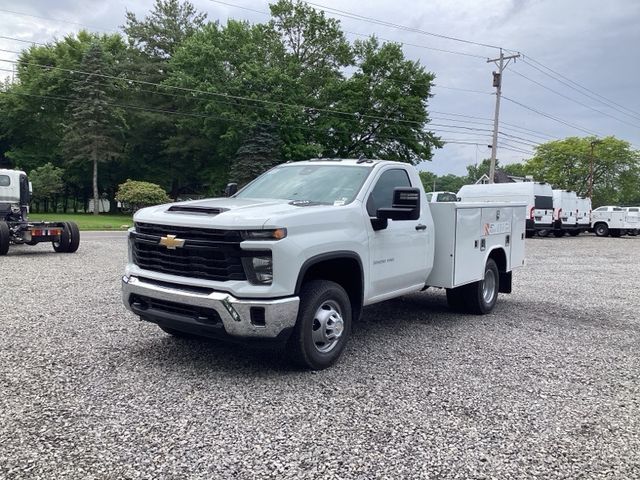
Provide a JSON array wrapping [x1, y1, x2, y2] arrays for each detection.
[[0, 56, 503, 136], [432, 84, 491, 95], [511, 68, 640, 129], [0, 35, 47, 46], [501, 95, 602, 137], [303, 1, 503, 50], [206, 0, 488, 59], [523, 55, 640, 121]]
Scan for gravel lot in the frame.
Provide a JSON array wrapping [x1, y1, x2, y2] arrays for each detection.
[[1, 232, 639, 479]]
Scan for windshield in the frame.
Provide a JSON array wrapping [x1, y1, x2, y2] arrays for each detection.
[[236, 164, 372, 205]]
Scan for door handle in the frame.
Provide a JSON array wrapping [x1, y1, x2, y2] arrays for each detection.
[[415, 224, 427, 231]]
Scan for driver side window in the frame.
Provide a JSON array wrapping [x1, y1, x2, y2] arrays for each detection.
[[366, 169, 411, 217]]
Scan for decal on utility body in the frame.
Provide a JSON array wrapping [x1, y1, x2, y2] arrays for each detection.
[[483, 221, 511, 236]]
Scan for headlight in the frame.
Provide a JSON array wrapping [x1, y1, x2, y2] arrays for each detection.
[[241, 228, 287, 240], [242, 254, 273, 285]]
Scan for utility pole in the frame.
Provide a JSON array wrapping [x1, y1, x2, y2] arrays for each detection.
[[589, 139, 602, 199], [487, 49, 520, 183]]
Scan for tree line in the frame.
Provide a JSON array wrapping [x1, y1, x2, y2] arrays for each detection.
[[0, 0, 440, 213], [0, 0, 638, 212]]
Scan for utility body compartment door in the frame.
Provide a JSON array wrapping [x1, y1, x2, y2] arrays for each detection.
[[427, 202, 526, 289]]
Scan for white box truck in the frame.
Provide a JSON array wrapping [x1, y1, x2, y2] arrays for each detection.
[[122, 159, 526, 369], [623, 207, 639, 236], [592, 206, 629, 237], [457, 182, 553, 238]]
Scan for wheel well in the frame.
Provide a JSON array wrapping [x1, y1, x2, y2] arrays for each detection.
[[296, 255, 363, 322], [489, 247, 512, 294], [488, 247, 507, 272]]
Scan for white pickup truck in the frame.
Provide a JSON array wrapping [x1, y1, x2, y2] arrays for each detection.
[[122, 159, 526, 369]]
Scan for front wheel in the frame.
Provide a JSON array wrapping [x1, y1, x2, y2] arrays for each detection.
[[594, 223, 609, 237], [288, 280, 351, 370], [464, 259, 500, 315], [0, 221, 10, 256]]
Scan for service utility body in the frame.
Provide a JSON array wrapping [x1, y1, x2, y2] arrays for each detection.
[[122, 159, 526, 369]]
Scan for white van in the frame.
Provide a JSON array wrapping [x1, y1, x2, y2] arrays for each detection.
[[576, 197, 592, 233], [550, 190, 579, 236], [457, 182, 553, 237]]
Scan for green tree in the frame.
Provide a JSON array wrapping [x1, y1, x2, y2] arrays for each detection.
[[321, 37, 441, 163], [229, 123, 282, 187], [524, 136, 639, 206], [29, 163, 64, 212], [115, 179, 170, 212], [62, 43, 125, 215]]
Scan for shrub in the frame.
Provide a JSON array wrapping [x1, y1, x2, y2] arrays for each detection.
[[115, 179, 170, 212]]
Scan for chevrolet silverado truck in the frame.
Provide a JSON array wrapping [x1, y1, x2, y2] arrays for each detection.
[[122, 159, 526, 369]]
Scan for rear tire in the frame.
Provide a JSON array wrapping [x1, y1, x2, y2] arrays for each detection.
[[594, 223, 609, 237], [0, 221, 10, 256], [52, 226, 70, 252], [464, 259, 499, 315], [288, 280, 351, 370], [65, 222, 80, 253]]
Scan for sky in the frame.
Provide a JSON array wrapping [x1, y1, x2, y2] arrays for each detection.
[[1, 0, 639, 176]]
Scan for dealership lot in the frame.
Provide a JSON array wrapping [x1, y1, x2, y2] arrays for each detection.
[[1, 233, 639, 479]]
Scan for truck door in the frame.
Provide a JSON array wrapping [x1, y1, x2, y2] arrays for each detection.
[[365, 167, 430, 299]]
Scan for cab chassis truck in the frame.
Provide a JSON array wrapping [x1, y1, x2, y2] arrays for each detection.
[[0, 169, 80, 255], [122, 159, 526, 369]]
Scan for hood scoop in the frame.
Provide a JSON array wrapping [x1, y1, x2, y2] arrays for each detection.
[[166, 205, 228, 215], [289, 200, 325, 207]]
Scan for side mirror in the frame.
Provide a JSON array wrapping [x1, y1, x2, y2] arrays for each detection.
[[224, 182, 238, 197], [377, 187, 421, 221]]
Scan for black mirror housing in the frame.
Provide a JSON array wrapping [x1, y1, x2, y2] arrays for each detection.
[[376, 187, 421, 221], [224, 182, 238, 197]]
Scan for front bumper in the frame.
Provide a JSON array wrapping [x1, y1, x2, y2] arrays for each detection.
[[122, 275, 299, 340]]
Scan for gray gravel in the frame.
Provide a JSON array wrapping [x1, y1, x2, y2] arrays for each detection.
[[1, 232, 639, 479]]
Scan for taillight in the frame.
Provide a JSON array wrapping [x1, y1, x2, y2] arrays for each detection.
[[558, 208, 562, 220], [529, 207, 534, 219]]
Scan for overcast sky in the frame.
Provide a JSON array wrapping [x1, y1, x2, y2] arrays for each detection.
[[1, 0, 639, 176]]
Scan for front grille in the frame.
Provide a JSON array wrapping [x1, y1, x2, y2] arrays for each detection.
[[132, 222, 246, 282]]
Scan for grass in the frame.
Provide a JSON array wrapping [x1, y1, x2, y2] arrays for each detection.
[[28, 213, 133, 231]]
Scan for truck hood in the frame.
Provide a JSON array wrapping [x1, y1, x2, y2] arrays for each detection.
[[133, 197, 339, 229]]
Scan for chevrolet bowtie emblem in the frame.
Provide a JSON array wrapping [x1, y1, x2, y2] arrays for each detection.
[[159, 234, 185, 249]]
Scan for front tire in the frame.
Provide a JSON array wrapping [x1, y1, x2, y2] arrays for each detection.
[[288, 280, 351, 370], [594, 223, 609, 237], [464, 259, 500, 315], [0, 221, 10, 256]]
